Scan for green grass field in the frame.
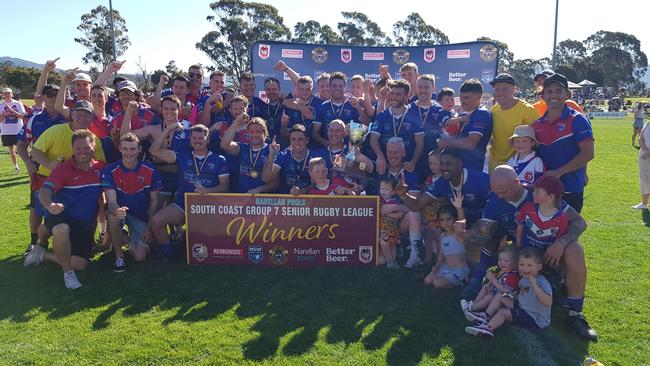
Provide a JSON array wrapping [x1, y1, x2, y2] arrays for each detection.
[[0, 118, 648, 365]]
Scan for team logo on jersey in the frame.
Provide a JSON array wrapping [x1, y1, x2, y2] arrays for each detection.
[[312, 47, 328, 64], [392, 49, 410, 64], [524, 171, 534, 183], [248, 245, 263, 264], [138, 176, 145, 184], [424, 48, 436, 63], [269, 245, 288, 265], [358, 246, 373, 264], [191, 243, 208, 262], [258, 44, 270, 60], [341, 48, 352, 63], [557, 123, 566, 131], [480, 44, 498, 62]]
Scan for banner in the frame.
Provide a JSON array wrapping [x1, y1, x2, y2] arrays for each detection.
[[185, 193, 379, 267], [587, 111, 626, 119], [251, 41, 499, 100]]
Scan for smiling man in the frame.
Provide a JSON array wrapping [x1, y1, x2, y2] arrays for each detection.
[[489, 73, 540, 172]]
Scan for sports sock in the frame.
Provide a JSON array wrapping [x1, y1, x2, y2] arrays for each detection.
[[566, 296, 585, 315], [30, 233, 38, 246]]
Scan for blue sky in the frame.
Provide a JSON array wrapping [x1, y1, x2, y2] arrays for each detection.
[[7, 0, 650, 75]]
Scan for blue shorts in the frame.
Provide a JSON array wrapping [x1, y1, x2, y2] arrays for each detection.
[[511, 300, 541, 329], [438, 264, 469, 286], [124, 215, 148, 246]]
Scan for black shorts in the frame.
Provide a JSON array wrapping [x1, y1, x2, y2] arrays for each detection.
[[562, 192, 584, 213], [29, 189, 37, 209], [511, 300, 541, 329], [45, 214, 95, 260], [1, 134, 18, 146]]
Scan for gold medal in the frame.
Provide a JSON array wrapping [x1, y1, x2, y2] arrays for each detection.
[[249, 170, 258, 178]]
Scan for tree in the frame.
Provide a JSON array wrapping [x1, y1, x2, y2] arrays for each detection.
[[150, 70, 169, 88], [337, 12, 391, 46], [509, 59, 544, 90], [196, 0, 291, 84], [74, 5, 130, 71], [584, 31, 648, 80], [134, 57, 152, 93], [292, 20, 341, 44], [3, 67, 45, 97], [589, 47, 635, 87], [477, 37, 513, 74], [555, 39, 587, 67], [165, 60, 181, 76], [392, 13, 449, 46]]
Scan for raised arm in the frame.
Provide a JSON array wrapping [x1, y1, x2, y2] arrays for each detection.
[[221, 113, 249, 155], [149, 123, 180, 164], [274, 61, 300, 84], [36, 58, 59, 97], [55, 68, 77, 119], [94, 60, 125, 86], [150, 75, 169, 113], [262, 136, 281, 183]]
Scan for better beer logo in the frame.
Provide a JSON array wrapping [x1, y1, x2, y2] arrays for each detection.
[[392, 49, 410, 65], [258, 44, 270, 60], [311, 47, 328, 64]]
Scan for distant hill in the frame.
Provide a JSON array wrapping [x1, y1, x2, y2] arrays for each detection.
[[0, 56, 45, 69]]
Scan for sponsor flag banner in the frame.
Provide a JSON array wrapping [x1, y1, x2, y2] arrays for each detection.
[[251, 41, 498, 95], [186, 193, 379, 267]]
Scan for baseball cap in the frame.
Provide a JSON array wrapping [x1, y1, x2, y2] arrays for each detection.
[[534, 175, 565, 198], [1, 87, 12, 93], [534, 69, 555, 82], [117, 80, 137, 92], [508, 125, 538, 146], [72, 100, 94, 113], [489, 73, 515, 86], [112, 76, 126, 87], [42, 85, 60, 95], [543, 73, 569, 90], [72, 73, 92, 83]]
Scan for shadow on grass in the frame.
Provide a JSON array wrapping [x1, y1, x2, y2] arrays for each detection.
[[641, 209, 650, 226], [0, 254, 590, 365]]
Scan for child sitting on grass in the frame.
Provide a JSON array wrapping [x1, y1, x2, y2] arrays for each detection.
[[423, 191, 469, 288], [378, 179, 409, 269], [461, 245, 519, 316], [506, 125, 544, 184], [464, 246, 552, 337]]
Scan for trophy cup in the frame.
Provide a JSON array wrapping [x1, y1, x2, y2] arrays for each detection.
[[333, 121, 369, 179]]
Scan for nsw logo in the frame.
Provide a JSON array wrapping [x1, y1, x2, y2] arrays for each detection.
[[248, 245, 264, 264], [358, 245, 373, 264]]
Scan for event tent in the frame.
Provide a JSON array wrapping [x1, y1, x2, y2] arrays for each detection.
[[578, 79, 598, 87], [568, 81, 582, 89]]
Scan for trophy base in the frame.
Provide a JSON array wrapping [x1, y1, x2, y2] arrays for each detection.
[[333, 159, 369, 180]]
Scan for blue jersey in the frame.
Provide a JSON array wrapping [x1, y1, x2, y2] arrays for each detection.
[[101, 161, 163, 222], [410, 101, 452, 152], [482, 188, 534, 241], [247, 96, 269, 120], [315, 100, 360, 141], [19, 109, 66, 144], [426, 168, 490, 225], [532, 106, 593, 193], [155, 121, 191, 193], [371, 106, 424, 162], [196, 92, 227, 123], [236, 143, 271, 193], [285, 96, 323, 142], [174, 151, 229, 208], [459, 107, 492, 170], [273, 149, 313, 193]]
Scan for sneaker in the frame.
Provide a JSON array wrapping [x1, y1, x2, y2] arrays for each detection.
[[632, 203, 648, 210], [566, 314, 598, 341], [113, 257, 126, 273], [23, 244, 34, 257], [465, 324, 494, 337], [23, 244, 45, 267], [63, 271, 82, 289], [465, 311, 489, 323], [386, 260, 400, 269], [460, 278, 482, 300], [460, 299, 473, 312], [14, 166, 20, 174]]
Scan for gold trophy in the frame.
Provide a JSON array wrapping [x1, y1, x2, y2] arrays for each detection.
[[333, 121, 369, 179]]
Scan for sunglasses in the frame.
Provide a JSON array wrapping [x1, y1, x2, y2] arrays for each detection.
[[188, 72, 203, 78]]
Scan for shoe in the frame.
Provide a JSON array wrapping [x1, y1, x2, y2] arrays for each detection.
[[460, 299, 473, 312], [465, 311, 489, 323], [632, 203, 648, 210], [465, 324, 494, 337], [566, 314, 598, 341], [63, 271, 82, 289], [460, 278, 482, 300], [14, 166, 20, 174], [23, 244, 34, 257], [149, 248, 171, 264], [113, 257, 126, 273], [23, 244, 45, 267], [386, 260, 400, 269]]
